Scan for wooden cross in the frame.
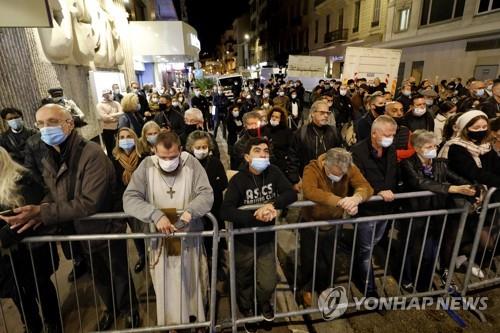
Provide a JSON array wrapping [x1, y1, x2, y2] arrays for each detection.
[[166, 187, 175, 199]]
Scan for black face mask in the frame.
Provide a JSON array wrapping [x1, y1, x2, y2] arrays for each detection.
[[185, 124, 198, 134], [373, 105, 385, 115], [159, 103, 168, 111], [468, 130, 488, 142], [247, 128, 259, 137], [393, 117, 405, 127]]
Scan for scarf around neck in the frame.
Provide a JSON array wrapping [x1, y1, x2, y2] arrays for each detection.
[[438, 136, 491, 168], [117, 150, 139, 185]]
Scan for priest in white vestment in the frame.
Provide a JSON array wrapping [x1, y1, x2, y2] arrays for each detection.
[[123, 131, 214, 326]]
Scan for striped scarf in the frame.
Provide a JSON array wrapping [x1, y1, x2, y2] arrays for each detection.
[[116, 151, 139, 185], [438, 137, 491, 168]]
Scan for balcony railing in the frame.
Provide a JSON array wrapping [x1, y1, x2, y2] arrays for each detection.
[[324, 28, 348, 44]]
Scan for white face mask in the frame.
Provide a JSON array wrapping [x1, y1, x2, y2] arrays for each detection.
[[413, 107, 427, 117], [421, 148, 437, 160], [232, 111, 240, 117], [113, 89, 120, 94], [172, 101, 179, 106], [246, 95, 252, 99], [279, 92, 285, 96], [326, 170, 343, 182], [263, 93, 269, 98], [425, 99, 433, 106], [291, 94, 297, 99], [151, 98, 159, 103], [475, 89, 485, 97], [487, 84, 493, 92], [263, 103, 270, 107], [158, 156, 180, 173], [339, 89, 347, 96], [270, 119, 280, 127], [379, 136, 394, 148], [193, 148, 209, 160]]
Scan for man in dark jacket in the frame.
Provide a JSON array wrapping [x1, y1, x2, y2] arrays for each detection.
[[4, 104, 140, 330], [130, 81, 150, 118], [288, 100, 341, 191], [354, 92, 386, 141], [404, 94, 435, 132], [333, 85, 355, 131], [396, 83, 413, 113], [351, 115, 398, 297], [457, 80, 487, 113], [154, 95, 185, 136], [231, 111, 270, 170], [213, 86, 229, 138], [0, 107, 37, 164], [480, 79, 500, 119], [191, 86, 211, 130], [221, 137, 297, 331]]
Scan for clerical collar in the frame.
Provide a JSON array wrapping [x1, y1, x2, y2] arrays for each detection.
[[11, 127, 23, 134]]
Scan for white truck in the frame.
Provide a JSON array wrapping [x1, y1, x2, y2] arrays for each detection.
[[342, 47, 402, 94]]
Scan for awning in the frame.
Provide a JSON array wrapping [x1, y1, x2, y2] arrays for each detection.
[[129, 21, 200, 63]]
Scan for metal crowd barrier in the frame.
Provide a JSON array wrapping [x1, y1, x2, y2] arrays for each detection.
[[226, 191, 470, 332], [461, 187, 500, 297], [0, 212, 219, 333], [3, 190, 500, 333]]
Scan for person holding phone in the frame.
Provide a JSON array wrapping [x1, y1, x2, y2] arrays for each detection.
[[0, 147, 61, 333]]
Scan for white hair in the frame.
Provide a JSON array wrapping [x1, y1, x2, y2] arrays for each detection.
[[184, 108, 204, 121]]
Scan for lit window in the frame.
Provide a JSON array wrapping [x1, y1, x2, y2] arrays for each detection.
[[399, 8, 410, 31]]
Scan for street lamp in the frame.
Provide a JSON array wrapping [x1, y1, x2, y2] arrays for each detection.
[[244, 33, 250, 40]]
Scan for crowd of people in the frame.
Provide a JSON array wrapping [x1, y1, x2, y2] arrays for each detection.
[[0, 74, 499, 333]]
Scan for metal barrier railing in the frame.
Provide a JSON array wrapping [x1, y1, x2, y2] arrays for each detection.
[[0, 213, 219, 333], [3, 190, 500, 332], [225, 191, 471, 332], [461, 187, 500, 296]]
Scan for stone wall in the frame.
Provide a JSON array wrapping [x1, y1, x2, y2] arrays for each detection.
[[0, 0, 136, 138]]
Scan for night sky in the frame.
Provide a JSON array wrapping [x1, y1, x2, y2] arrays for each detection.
[[185, 0, 249, 56]]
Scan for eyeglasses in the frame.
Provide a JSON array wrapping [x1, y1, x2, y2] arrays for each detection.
[[35, 119, 70, 129]]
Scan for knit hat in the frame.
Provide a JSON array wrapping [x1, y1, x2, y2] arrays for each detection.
[[455, 110, 488, 132]]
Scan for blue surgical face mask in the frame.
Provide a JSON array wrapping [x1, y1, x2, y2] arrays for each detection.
[[40, 126, 68, 146], [250, 157, 270, 172], [119, 138, 135, 151], [146, 134, 158, 145], [7, 118, 23, 131]]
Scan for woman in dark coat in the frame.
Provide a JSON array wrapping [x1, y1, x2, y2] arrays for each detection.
[[400, 130, 476, 292], [440, 110, 500, 275], [226, 103, 244, 149], [185, 130, 229, 284], [264, 106, 294, 182], [112, 127, 146, 273]]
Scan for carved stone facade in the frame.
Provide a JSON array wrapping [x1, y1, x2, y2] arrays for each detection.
[[0, 0, 136, 139]]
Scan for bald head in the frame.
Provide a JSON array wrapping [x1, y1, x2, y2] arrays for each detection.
[[469, 80, 486, 97], [36, 104, 74, 134], [385, 101, 404, 119]]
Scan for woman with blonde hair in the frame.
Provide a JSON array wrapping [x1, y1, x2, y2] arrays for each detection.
[[112, 127, 147, 272], [0, 147, 61, 332], [138, 120, 161, 156], [118, 93, 144, 136]]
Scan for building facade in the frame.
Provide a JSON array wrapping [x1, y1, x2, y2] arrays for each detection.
[[379, 0, 500, 83], [309, 0, 389, 77]]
